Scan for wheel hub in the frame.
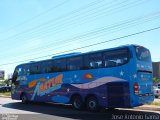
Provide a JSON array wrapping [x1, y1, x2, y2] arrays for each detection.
[[89, 100, 96, 109]]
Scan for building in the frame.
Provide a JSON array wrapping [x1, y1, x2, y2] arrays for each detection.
[[152, 62, 160, 79]]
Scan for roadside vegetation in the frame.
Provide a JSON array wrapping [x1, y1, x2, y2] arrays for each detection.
[[150, 101, 160, 106], [0, 79, 11, 97], [0, 91, 11, 97], [153, 77, 160, 85]]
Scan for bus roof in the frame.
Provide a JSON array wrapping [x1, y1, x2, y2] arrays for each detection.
[[18, 44, 136, 66]]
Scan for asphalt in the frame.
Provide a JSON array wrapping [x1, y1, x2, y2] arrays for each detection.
[[0, 95, 160, 112]]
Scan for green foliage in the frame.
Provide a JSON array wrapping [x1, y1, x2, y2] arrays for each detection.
[[0, 92, 11, 96], [0, 79, 11, 86], [153, 77, 160, 84], [150, 101, 160, 106]]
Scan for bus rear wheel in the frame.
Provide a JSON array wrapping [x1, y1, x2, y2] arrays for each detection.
[[86, 97, 99, 111], [72, 96, 84, 110]]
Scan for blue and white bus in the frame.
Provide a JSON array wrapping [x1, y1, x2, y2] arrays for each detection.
[[11, 44, 154, 111]]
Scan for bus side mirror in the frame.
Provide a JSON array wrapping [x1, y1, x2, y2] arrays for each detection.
[[8, 78, 15, 84]]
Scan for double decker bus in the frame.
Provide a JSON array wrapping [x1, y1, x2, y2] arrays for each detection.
[[11, 44, 154, 111]]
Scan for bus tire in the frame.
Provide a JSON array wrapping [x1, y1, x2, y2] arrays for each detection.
[[86, 96, 99, 112], [21, 94, 28, 104], [155, 96, 158, 98], [71, 95, 84, 110]]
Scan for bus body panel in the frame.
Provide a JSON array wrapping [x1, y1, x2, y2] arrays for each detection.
[[129, 46, 154, 107], [12, 64, 132, 108], [11, 45, 154, 109]]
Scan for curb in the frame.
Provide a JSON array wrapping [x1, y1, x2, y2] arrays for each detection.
[[134, 105, 160, 111]]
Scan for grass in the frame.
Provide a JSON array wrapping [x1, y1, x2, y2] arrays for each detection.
[[0, 91, 11, 96], [149, 101, 160, 106]]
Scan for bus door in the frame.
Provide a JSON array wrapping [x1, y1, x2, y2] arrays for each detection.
[[11, 66, 22, 99]]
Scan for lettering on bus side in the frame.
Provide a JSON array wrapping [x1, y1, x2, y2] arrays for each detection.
[[39, 75, 63, 92], [30, 74, 63, 100]]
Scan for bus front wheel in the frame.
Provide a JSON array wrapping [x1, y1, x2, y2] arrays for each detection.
[[21, 94, 28, 104], [71, 96, 84, 110]]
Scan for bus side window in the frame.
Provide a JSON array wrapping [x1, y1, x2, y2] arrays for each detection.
[[84, 53, 102, 69], [42, 61, 54, 73], [30, 63, 42, 75], [23, 65, 30, 75], [104, 49, 129, 67], [67, 56, 83, 71], [53, 59, 66, 72]]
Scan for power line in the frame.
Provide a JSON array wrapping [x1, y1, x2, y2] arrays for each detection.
[[25, 23, 160, 55], [0, 0, 106, 40], [0, 0, 148, 56], [1, 26, 160, 66], [0, 0, 69, 34], [0, 0, 144, 43], [0, 10, 159, 61], [22, 0, 126, 37], [4, 11, 160, 58], [15, 0, 149, 46]]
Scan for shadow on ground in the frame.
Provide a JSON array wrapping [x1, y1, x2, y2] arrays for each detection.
[[2, 102, 160, 120]]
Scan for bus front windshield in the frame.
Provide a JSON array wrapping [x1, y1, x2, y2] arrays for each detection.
[[135, 46, 151, 62]]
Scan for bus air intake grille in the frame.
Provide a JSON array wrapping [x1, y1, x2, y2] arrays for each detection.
[[107, 82, 130, 108]]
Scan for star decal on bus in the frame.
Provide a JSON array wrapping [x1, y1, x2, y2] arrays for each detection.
[[133, 74, 137, 78], [74, 74, 77, 79], [120, 71, 124, 76], [67, 88, 70, 92], [141, 74, 144, 78]]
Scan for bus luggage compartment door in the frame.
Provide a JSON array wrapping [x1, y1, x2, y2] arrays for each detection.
[[107, 81, 130, 108]]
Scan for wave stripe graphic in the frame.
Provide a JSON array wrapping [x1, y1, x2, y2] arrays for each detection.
[[71, 77, 126, 89]]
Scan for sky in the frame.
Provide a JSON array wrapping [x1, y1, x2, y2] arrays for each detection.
[[0, 0, 160, 77]]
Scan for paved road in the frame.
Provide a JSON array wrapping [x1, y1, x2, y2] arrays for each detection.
[[0, 97, 160, 120]]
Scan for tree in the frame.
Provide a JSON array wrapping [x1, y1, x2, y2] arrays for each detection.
[[1, 79, 11, 86]]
